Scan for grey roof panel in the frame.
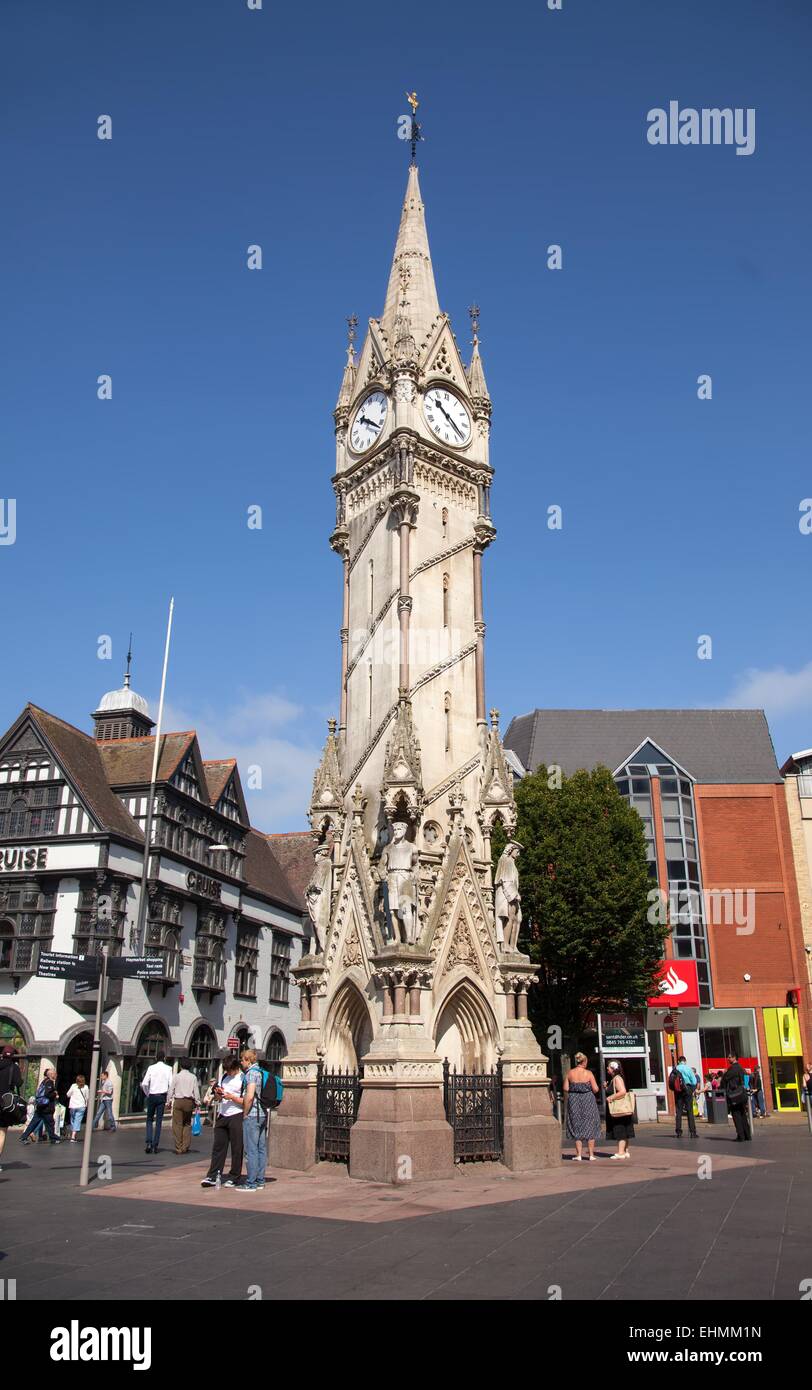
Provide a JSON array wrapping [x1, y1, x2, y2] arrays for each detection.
[[504, 709, 782, 784]]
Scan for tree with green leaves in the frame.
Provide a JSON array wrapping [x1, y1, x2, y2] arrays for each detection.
[[495, 765, 667, 1056]]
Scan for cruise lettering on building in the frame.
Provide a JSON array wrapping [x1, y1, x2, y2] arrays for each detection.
[[1, 845, 47, 871], [186, 870, 221, 900], [50, 1321, 152, 1371]]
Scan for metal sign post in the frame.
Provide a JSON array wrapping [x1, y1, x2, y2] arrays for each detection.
[[79, 949, 108, 1189]]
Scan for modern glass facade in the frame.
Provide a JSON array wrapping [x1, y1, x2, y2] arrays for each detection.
[[615, 746, 712, 1008]]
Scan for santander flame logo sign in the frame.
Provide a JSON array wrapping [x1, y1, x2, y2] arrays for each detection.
[[647, 960, 700, 1009]]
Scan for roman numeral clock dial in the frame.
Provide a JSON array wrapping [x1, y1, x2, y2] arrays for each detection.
[[350, 390, 387, 452], [423, 387, 471, 447]]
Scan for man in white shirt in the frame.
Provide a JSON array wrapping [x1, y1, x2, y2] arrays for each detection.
[[141, 1051, 173, 1154]]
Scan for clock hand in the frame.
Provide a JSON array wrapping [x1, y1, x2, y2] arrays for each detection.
[[435, 401, 463, 439]]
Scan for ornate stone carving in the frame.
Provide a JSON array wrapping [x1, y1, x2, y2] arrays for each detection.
[[304, 844, 332, 954], [379, 820, 419, 944], [380, 696, 422, 819], [341, 925, 363, 969], [309, 718, 344, 839], [394, 376, 416, 403], [442, 915, 481, 978], [494, 841, 523, 952]]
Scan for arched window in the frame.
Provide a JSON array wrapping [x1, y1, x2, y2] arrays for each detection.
[[367, 660, 373, 721], [188, 1024, 215, 1088], [265, 1030, 287, 1079], [163, 931, 180, 982], [442, 573, 450, 629]]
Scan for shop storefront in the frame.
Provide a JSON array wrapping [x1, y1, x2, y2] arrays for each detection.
[[764, 1006, 803, 1111], [597, 1012, 662, 1120]]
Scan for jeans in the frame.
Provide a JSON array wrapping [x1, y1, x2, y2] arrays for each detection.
[[21, 1111, 56, 1142], [69, 1107, 86, 1134], [94, 1098, 116, 1130], [145, 1094, 167, 1148], [243, 1111, 267, 1187], [751, 1089, 766, 1118]]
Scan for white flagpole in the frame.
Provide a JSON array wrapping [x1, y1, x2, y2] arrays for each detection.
[[134, 597, 175, 953]]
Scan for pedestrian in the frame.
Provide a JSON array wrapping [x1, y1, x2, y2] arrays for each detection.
[[750, 1064, 767, 1119], [604, 1060, 635, 1159], [563, 1051, 602, 1161], [239, 1048, 270, 1191], [669, 1055, 699, 1138], [200, 1057, 244, 1188], [168, 1058, 200, 1154], [0, 1045, 24, 1172], [802, 1062, 812, 1114], [721, 1053, 752, 1142], [20, 1068, 60, 1145], [93, 1070, 117, 1131], [66, 1074, 89, 1142], [141, 1050, 173, 1154]]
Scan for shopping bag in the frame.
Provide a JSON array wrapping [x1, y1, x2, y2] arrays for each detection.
[[191, 1110, 202, 1136]]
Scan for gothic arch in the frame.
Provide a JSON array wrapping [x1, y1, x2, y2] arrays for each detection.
[[57, 1020, 122, 1055], [323, 974, 375, 1070], [433, 975, 498, 1074], [0, 1005, 34, 1048]]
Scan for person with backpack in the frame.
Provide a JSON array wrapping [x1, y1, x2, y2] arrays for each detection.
[[0, 1045, 25, 1172], [669, 1055, 698, 1138], [239, 1047, 271, 1191], [721, 1053, 751, 1141], [201, 1055, 245, 1188], [20, 1068, 60, 1145]]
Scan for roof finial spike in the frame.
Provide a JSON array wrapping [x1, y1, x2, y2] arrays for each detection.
[[469, 303, 481, 348], [346, 313, 357, 365], [406, 90, 422, 165], [124, 633, 133, 689]]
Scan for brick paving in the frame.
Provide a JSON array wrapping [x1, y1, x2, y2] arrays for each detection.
[[1, 1117, 809, 1301]]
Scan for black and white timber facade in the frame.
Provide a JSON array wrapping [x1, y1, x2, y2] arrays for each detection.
[[0, 680, 305, 1115]]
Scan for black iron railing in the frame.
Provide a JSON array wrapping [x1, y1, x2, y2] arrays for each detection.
[[443, 1059, 504, 1162], [315, 1062, 363, 1163]]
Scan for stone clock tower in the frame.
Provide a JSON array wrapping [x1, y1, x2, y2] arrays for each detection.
[[270, 138, 559, 1182]]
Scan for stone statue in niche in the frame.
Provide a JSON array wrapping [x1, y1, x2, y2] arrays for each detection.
[[304, 844, 332, 954], [494, 840, 523, 952], [380, 821, 419, 944]]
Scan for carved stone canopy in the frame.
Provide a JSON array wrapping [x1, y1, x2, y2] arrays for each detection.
[[381, 696, 423, 819], [309, 718, 345, 837]]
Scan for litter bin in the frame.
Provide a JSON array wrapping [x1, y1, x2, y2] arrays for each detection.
[[706, 1091, 728, 1125]]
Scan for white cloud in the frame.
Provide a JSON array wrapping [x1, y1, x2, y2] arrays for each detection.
[[721, 662, 812, 717], [156, 691, 320, 832]]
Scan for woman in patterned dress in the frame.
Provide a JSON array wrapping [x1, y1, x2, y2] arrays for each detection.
[[563, 1052, 602, 1160]]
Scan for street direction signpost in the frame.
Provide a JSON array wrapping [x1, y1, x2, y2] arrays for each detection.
[[37, 952, 100, 982]]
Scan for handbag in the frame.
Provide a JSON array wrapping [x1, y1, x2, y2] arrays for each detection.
[[1, 1093, 27, 1126], [608, 1090, 635, 1118]]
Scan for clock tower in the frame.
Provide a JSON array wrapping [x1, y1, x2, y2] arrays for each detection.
[[270, 124, 559, 1182]]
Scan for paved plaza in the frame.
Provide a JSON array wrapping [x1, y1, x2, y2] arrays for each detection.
[[1, 1118, 809, 1302]]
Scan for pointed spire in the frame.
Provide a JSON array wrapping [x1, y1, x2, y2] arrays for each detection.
[[380, 165, 441, 352], [336, 315, 357, 410], [467, 304, 490, 402]]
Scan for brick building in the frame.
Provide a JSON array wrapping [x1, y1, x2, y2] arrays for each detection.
[[504, 709, 811, 1113]]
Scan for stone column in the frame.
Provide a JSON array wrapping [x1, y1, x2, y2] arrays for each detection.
[[330, 522, 350, 736], [472, 516, 495, 731], [390, 484, 419, 694], [498, 968, 561, 1172], [268, 966, 326, 1173]]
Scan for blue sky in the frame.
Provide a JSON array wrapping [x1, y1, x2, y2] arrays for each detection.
[[2, 0, 810, 829]]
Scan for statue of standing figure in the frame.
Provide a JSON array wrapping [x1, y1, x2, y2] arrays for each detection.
[[494, 840, 523, 952], [380, 821, 419, 944], [304, 844, 332, 954]]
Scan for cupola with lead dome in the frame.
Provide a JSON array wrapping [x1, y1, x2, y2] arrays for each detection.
[[92, 642, 155, 742]]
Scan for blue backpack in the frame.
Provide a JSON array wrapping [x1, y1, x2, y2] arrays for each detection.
[[257, 1068, 284, 1114]]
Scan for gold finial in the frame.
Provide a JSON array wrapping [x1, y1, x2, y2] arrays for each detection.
[[406, 91, 419, 115]]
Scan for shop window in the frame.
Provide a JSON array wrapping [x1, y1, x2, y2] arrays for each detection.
[[235, 926, 259, 999], [265, 1030, 287, 1078]]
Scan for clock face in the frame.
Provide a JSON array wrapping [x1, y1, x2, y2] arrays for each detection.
[[423, 387, 472, 447], [350, 391, 387, 452]]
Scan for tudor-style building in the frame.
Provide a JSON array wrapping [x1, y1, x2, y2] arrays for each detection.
[[0, 677, 305, 1114]]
